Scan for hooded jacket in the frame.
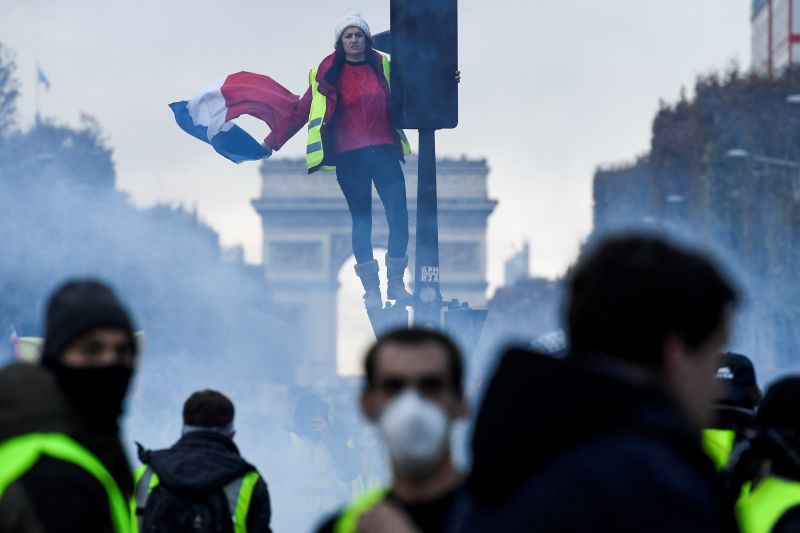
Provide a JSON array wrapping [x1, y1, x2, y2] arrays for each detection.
[[0, 363, 130, 533], [137, 431, 272, 533], [452, 348, 738, 533]]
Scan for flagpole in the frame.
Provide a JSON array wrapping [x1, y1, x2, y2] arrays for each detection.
[[35, 63, 40, 125]]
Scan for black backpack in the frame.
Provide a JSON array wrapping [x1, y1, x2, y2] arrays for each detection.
[[135, 467, 239, 533]]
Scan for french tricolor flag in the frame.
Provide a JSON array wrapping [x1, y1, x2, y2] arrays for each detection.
[[170, 71, 299, 164]]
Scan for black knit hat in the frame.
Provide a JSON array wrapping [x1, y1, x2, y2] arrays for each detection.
[[41, 279, 136, 364]]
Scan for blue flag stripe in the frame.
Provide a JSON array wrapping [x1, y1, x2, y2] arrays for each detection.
[[169, 101, 269, 164]]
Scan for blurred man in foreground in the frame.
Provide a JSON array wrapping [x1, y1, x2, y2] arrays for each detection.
[[132, 389, 272, 532], [456, 234, 739, 532], [316, 328, 468, 533], [0, 279, 138, 533]]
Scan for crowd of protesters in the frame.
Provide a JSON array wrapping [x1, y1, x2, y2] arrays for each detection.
[[1, 233, 800, 532]]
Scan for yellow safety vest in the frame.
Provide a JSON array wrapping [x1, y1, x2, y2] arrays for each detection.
[[739, 476, 800, 533], [306, 54, 411, 173], [131, 464, 261, 533], [334, 487, 389, 533], [0, 432, 131, 533], [703, 428, 736, 470]]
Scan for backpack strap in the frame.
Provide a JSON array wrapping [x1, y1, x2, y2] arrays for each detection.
[[223, 471, 261, 533], [132, 465, 159, 533]]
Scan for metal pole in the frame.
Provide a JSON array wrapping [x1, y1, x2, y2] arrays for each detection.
[[413, 128, 442, 327], [35, 74, 40, 125]]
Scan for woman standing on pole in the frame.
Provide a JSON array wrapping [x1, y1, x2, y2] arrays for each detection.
[[264, 11, 412, 311]]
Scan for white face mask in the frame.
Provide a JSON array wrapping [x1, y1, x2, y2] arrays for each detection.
[[377, 390, 450, 479]]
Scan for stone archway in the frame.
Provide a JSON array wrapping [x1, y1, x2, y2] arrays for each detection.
[[252, 155, 496, 386], [335, 250, 392, 377]]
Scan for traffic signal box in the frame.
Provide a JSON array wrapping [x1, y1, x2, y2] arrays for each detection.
[[390, 0, 458, 130]]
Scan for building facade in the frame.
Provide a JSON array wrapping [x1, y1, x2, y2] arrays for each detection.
[[252, 156, 496, 385], [752, 0, 800, 74]]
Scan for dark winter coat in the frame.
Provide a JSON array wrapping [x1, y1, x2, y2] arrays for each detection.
[[709, 404, 756, 435], [138, 431, 272, 533], [0, 362, 131, 533], [451, 348, 738, 533]]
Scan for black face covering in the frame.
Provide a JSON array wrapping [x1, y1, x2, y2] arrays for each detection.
[[50, 364, 133, 430]]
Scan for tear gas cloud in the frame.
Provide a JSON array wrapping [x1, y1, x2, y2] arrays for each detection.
[[0, 111, 372, 531], [3, 34, 800, 532]]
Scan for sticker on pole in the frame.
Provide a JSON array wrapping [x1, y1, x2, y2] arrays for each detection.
[[420, 266, 439, 283], [419, 287, 438, 304]]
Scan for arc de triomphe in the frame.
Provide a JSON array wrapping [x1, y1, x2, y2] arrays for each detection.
[[252, 155, 496, 385]]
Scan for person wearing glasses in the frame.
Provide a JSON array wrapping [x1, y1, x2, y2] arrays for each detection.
[[315, 328, 468, 533]]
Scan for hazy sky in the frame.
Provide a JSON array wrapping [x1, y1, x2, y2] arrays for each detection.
[[3, 0, 751, 287]]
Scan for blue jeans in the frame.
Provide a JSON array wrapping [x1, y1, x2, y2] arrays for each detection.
[[335, 145, 409, 264]]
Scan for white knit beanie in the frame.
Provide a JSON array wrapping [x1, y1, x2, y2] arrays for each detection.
[[334, 10, 371, 47]]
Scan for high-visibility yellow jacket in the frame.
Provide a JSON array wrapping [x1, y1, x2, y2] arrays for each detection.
[[0, 432, 131, 533], [264, 50, 410, 173], [334, 488, 388, 533], [130, 464, 260, 533], [738, 476, 800, 533], [703, 428, 736, 470]]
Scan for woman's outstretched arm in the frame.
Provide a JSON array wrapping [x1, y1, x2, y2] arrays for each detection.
[[264, 85, 313, 151]]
